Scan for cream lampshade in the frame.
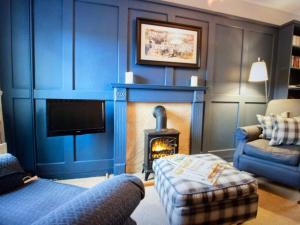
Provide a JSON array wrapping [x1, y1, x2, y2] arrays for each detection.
[[248, 57, 268, 102], [249, 58, 268, 82]]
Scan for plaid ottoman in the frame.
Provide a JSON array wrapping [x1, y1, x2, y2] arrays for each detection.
[[153, 154, 258, 225]]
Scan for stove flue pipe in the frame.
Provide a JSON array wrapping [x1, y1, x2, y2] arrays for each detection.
[[153, 105, 167, 131]]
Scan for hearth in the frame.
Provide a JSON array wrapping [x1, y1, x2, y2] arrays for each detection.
[[143, 106, 179, 181]]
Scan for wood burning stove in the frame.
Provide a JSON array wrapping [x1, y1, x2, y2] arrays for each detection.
[[143, 106, 179, 181]]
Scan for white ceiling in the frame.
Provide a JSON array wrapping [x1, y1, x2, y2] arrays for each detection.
[[161, 0, 300, 25], [244, 0, 300, 16]]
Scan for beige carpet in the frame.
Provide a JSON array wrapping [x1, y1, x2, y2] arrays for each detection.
[[58, 176, 300, 225], [245, 178, 300, 225]]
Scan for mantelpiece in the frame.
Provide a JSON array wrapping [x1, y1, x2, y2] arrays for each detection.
[[112, 84, 206, 174]]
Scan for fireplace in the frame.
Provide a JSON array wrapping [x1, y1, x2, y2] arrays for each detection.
[[143, 106, 179, 181]]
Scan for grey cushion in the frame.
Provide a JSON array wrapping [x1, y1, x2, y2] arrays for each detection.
[[244, 139, 300, 166]]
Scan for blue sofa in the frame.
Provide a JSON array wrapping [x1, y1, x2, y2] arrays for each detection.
[[234, 99, 300, 189], [0, 154, 145, 225]]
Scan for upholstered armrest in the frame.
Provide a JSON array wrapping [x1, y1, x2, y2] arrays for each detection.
[[234, 125, 262, 168], [32, 174, 145, 225], [235, 125, 262, 142], [0, 153, 24, 176], [0, 153, 26, 194]]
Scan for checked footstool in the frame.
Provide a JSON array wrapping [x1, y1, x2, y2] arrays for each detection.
[[153, 154, 258, 225]]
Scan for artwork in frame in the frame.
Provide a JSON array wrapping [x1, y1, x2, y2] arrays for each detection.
[[136, 18, 201, 68]]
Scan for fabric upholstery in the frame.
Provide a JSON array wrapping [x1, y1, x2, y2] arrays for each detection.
[[32, 174, 144, 225], [153, 154, 257, 207], [270, 117, 300, 146], [0, 153, 26, 194], [0, 179, 85, 225], [265, 99, 300, 117], [0, 153, 24, 177], [237, 155, 300, 188], [235, 125, 262, 142], [256, 112, 289, 139], [124, 217, 137, 225], [244, 139, 300, 166], [234, 99, 300, 189], [154, 154, 258, 225], [0, 174, 144, 225]]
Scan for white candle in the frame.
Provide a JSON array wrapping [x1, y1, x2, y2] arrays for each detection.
[[125, 72, 134, 84], [190, 76, 198, 87]]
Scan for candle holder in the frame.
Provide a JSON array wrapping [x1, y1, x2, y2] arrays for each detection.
[[190, 76, 198, 87], [125, 72, 134, 84]]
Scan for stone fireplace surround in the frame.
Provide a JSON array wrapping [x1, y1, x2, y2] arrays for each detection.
[[127, 102, 190, 173], [112, 84, 206, 175]]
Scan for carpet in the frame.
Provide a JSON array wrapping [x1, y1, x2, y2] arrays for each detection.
[[58, 176, 300, 225]]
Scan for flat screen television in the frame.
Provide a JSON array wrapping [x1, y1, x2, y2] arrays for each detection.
[[46, 99, 105, 136]]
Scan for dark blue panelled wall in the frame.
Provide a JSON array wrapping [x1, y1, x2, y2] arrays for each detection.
[[0, 0, 278, 178], [0, 0, 35, 172]]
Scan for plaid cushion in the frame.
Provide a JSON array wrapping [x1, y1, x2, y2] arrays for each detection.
[[269, 117, 300, 146], [153, 154, 258, 225], [257, 112, 289, 139]]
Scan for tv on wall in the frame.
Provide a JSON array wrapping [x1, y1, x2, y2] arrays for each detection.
[[46, 99, 105, 136]]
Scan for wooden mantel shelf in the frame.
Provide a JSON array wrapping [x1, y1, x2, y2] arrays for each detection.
[[111, 83, 206, 91]]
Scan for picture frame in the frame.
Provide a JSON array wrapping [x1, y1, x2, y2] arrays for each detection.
[[136, 18, 201, 68]]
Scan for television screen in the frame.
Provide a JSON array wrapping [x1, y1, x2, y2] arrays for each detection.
[[46, 99, 105, 136]]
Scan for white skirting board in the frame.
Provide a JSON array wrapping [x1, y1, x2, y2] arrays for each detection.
[[0, 143, 7, 154]]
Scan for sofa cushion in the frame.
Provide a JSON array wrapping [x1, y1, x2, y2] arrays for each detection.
[[244, 139, 300, 166], [269, 117, 300, 146], [256, 112, 289, 139], [0, 179, 85, 225]]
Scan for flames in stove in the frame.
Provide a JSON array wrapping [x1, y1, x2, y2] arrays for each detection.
[[151, 139, 173, 152], [150, 137, 177, 159]]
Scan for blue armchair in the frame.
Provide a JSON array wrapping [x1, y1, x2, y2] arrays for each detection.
[[0, 154, 145, 225], [234, 99, 300, 190]]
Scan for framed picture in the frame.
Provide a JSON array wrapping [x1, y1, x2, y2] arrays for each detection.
[[136, 18, 201, 68]]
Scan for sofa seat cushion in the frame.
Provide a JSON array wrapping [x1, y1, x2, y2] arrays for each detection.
[[0, 179, 85, 225], [244, 139, 300, 166]]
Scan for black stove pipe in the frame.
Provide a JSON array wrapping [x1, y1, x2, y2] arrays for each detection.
[[153, 105, 167, 131]]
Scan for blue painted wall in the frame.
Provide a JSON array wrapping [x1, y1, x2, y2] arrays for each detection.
[[0, 0, 278, 178]]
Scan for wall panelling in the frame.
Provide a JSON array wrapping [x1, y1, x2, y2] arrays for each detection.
[[0, 0, 278, 177]]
